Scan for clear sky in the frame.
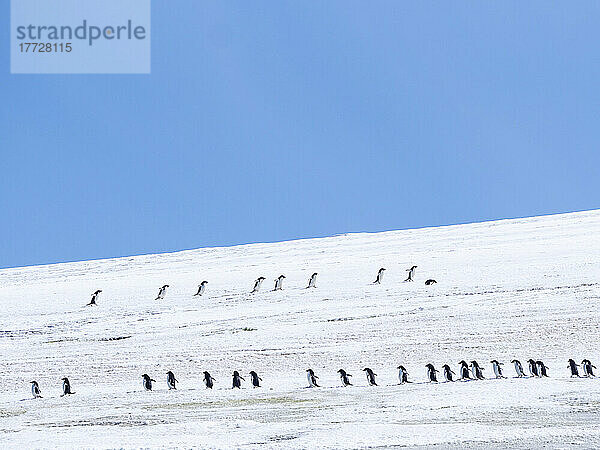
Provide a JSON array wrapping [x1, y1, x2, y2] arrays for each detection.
[[1, 1, 599, 269]]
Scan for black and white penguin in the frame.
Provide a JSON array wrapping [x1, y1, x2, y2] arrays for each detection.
[[397, 365, 410, 384], [536, 361, 549, 377], [373, 268, 386, 284], [442, 364, 455, 382], [470, 361, 485, 380], [490, 360, 506, 379], [363, 368, 378, 386], [142, 374, 155, 391], [155, 285, 169, 300], [338, 369, 352, 386], [87, 289, 102, 306], [249, 371, 262, 387], [458, 361, 471, 380], [61, 377, 75, 396], [232, 371, 244, 389], [568, 359, 580, 377], [306, 273, 318, 289], [527, 359, 539, 377], [30, 381, 42, 398], [166, 371, 178, 390], [203, 371, 215, 389], [194, 281, 208, 296], [424, 279, 437, 285], [251, 277, 266, 293], [582, 359, 596, 377], [425, 363, 439, 382], [404, 266, 417, 282], [511, 359, 526, 377], [273, 275, 286, 291], [306, 369, 320, 387]]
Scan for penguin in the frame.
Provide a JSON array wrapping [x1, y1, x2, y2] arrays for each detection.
[[511, 359, 526, 378], [86, 289, 102, 306], [337, 369, 352, 386], [249, 371, 262, 388], [203, 371, 215, 389], [397, 365, 410, 384], [30, 381, 42, 399], [373, 268, 386, 284], [404, 266, 417, 282], [442, 364, 455, 382], [306, 273, 318, 289], [232, 371, 244, 389], [424, 279, 437, 285], [568, 359, 580, 377], [142, 374, 155, 391], [470, 361, 485, 380], [458, 360, 472, 380], [490, 360, 506, 379], [251, 277, 265, 293], [61, 377, 75, 396], [155, 285, 169, 300], [166, 371, 178, 390], [527, 359, 539, 377], [273, 275, 286, 291], [582, 359, 596, 377], [536, 361, 549, 378], [194, 281, 208, 296], [425, 363, 439, 382], [363, 368, 378, 386], [306, 369, 319, 387]]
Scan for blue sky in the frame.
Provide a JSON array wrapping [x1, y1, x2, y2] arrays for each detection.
[[1, 1, 599, 269]]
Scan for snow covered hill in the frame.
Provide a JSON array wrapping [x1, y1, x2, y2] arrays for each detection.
[[1, 210, 600, 448]]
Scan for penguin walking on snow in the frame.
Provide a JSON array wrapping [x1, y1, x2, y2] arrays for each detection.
[[536, 361, 549, 377], [86, 289, 102, 306], [363, 368, 378, 386], [249, 371, 262, 387], [491, 360, 506, 379], [582, 359, 596, 377], [306, 273, 318, 289], [251, 277, 265, 293], [307, 369, 320, 387], [470, 361, 485, 380], [273, 275, 286, 291], [61, 377, 75, 396], [397, 365, 410, 384], [458, 361, 471, 380], [194, 281, 208, 296], [425, 279, 437, 285], [30, 381, 42, 399], [338, 369, 352, 386], [512, 359, 526, 377], [442, 364, 455, 382], [373, 268, 386, 284], [232, 371, 244, 388], [155, 285, 169, 300], [404, 266, 417, 282], [527, 359, 539, 377], [142, 374, 155, 391], [203, 371, 215, 389], [568, 359, 580, 377], [426, 364, 439, 382], [166, 371, 178, 390]]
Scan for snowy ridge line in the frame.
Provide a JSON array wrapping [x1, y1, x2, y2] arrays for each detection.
[[2, 209, 600, 447]]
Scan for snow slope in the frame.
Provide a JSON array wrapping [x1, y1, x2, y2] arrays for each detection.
[[1, 210, 600, 448]]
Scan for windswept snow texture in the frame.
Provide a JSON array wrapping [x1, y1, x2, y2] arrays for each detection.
[[1, 210, 600, 448]]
